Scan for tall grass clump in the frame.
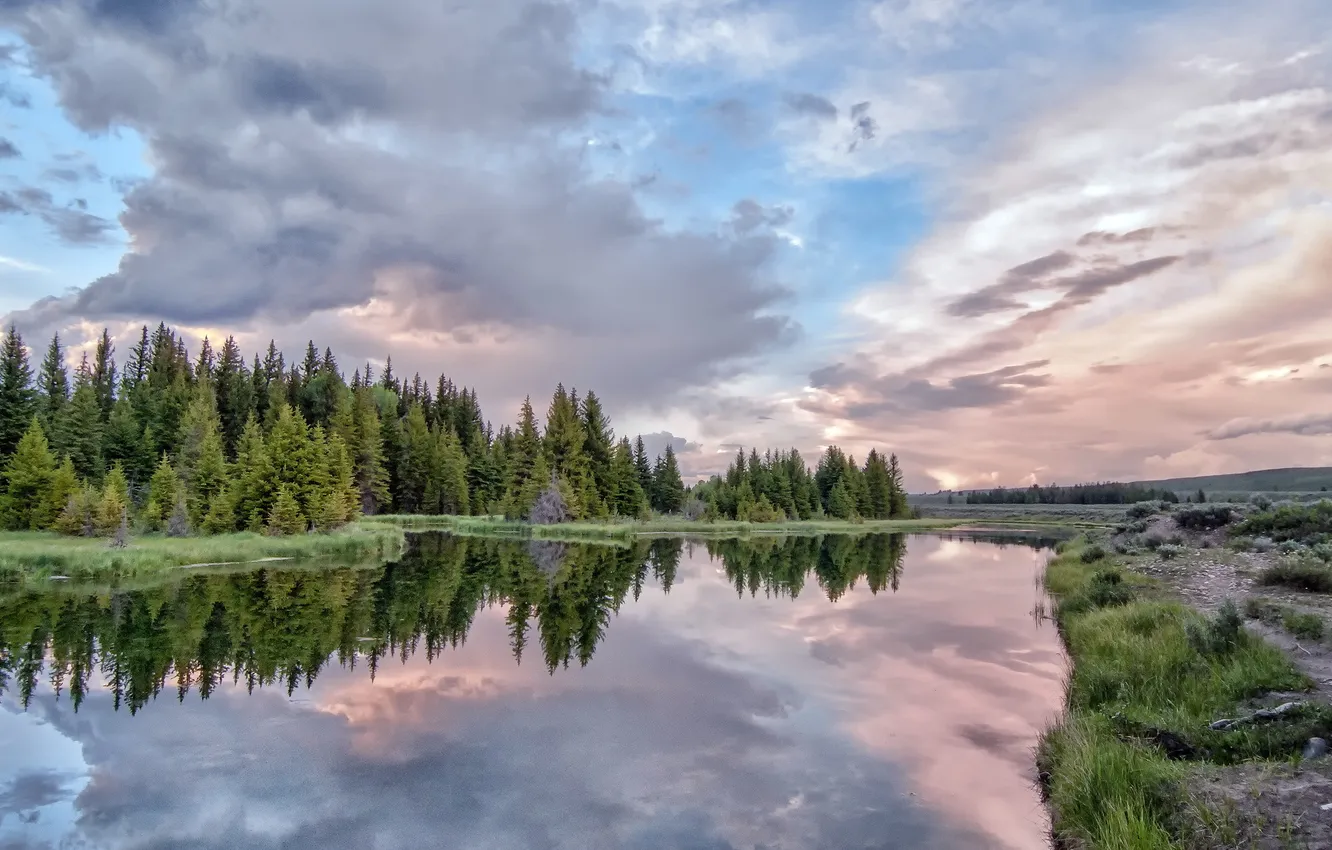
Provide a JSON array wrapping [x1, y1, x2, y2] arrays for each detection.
[[1256, 556, 1332, 593], [1039, 539, 1311, 848]]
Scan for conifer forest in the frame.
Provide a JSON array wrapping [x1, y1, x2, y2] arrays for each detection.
[[0, 324, 912, 538]]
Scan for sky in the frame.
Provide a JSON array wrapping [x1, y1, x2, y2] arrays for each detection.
[[1, 0, 1330, 491]]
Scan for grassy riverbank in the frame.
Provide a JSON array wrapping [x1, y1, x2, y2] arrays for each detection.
[[1038, 540, 1326, 848], [367, 514, 978, 541], [0, 522, 406, 577]]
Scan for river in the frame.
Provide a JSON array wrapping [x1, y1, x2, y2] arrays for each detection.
[[0, 531, 1064, 849]]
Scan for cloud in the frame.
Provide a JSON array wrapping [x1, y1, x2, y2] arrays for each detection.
[[0, 186, 116, 244], [1206, 412, 1332, 441], [792, 0, 1332, 489], [729, 198, 794, 235], [0, 137, 19, 158], [847, 101, 878, 152], [1, 0, 798, 410], [0, 770, 80, 818], [782, 92, 837, 120]]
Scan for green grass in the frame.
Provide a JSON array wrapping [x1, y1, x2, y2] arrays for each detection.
[[0, 522, 406, 577], [1039, 540, 1316, 849], [365, 513, 969, 540], [1255, 556, 1332, 593], [1243, 597, 1326, 642]]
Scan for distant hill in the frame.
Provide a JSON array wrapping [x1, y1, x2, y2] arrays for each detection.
[[1130, 467, 1332, 494], [910, 466, 1332, 502]]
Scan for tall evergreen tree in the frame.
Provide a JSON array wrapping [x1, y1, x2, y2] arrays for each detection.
[[232, 416, 278, 531], [652, 445, 685, 514], [887, 453, 909, 518], [633, 435, 653, 497], [395, 404, 433, 513], [351, 387, 391, 515], [502, 397, 543, 519], [36, 334, 69, 434], [581, 390, 614, 507], [0, 325, 36, 461], [543, 384, 594, 518], [91, 329, 116, 420], [0, 419, 56, 530], [55, 357, 105, 481], [424, 426, 470, 515], [215, 336, 252, 458]]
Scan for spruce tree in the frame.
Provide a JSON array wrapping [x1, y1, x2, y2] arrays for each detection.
[[654, 445, 685, 514], [232, 416, 277, 531], [424, 427, 470, 515], [177, 386, 229, 526], [266, 484, 306, 535], [609, 437, 647, 517], [103, 397, 148, 487], [887, 453, 908, 517], [351, 387, 390, 515], [95, 463, 130, 535], [0, 325, 36, 461], [90, 329, 116, 420], [502, 397, 543, 519], [44, 457, 80, 531], [215, 336, 252, 458], [36, 333, 69, 434], [543, 385, 593, 518], [1, 420, 56, 530], [633, 436, 652, 497], [581, 390, 614, 508], [144, 455, 180, 532], [267, 404, 316, 515], [55, 357, 105, 481], [395, 404, 433, 513], [827, 478, 855, 519], [864, 449, 891, 520]]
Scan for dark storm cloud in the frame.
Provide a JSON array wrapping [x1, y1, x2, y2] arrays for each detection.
[[783, 91, 837, 120], [0, 185, 116, 243], [0, 0, 796, 405], [1077, 227, 1157, 246], [0, 137, 19, 158]]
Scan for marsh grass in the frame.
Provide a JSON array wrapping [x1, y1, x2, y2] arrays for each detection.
[[366, 514, 964, 540], [0, 523, 405, 577], [1040, 541, 1315, 849]]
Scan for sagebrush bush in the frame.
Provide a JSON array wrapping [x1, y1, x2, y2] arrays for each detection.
[[1250, 536, 1275, 553], [1282, 611, 1325, 641], [1257, 556, 1332, 593], [1233, 499, 1332, 543], [1185, 600, 1243, 657], [1127, 502, 1160, 520], [1157, 544, 1186, 560], [1081, 544, 1108, 563], [1173, 505, 1235, 531]]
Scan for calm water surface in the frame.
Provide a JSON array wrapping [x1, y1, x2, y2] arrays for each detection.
[[0, 532, 1064, 850]]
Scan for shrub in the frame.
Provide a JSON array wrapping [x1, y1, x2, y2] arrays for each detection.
[[1081, 544, 1108, 564], [1157, 544, 1186, 560], [1060, 569, 1134, 618], [1127, 501, 1160, 520], [1173, 505, 1234, 531], [1250, 536, 1275, 553], [1185, 600, 1243, 657], [1282, 611, 1324, 641], [1276, 540, 1307, 556], [1233, 499, 1332, 543], [1311, 543, 1332, 563], [1249, 493, 1273, 511], [1256, 556, 1332, 593]]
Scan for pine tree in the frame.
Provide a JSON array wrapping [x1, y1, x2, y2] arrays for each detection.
[[633, 436, 652, 497], [232, 416, 277, 531], [0, 325, 36, 460], [543, 385, 593, 518], [122, 325, 150, 395], [143, 455, 180, 532], [43, 457, 80, 532], [424, 427, 470, 515], [103, 396, 149, 487], [827, 477, 855, 519], [95, 463, 130, 535], [36, 333, 69, 434], [581, 390, 614, 509], [609, 437, 647, 517], [195, 336, 216, 386], [90, 329, 116, 420], [54, 484, 97, 536], [0, 420, 56, 530], [502, 397, 543, 519], [864, 449, 891, 520], [887, 453, 909, 518], [653, 445, 685, 514], [350, 387, 390, 515], [266, 485, 306, 535], [395, 404, 433, 513], [55, 356, 104, 481], [177, 386, 229, 526], [215, 336, 252, 458], [267, 404, 316, 514]]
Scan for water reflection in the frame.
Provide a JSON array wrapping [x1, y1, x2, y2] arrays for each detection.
[[0, 533, 1063, 850]]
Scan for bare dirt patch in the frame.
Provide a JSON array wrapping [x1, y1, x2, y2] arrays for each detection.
[[1185, 760, 1332, 849]]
